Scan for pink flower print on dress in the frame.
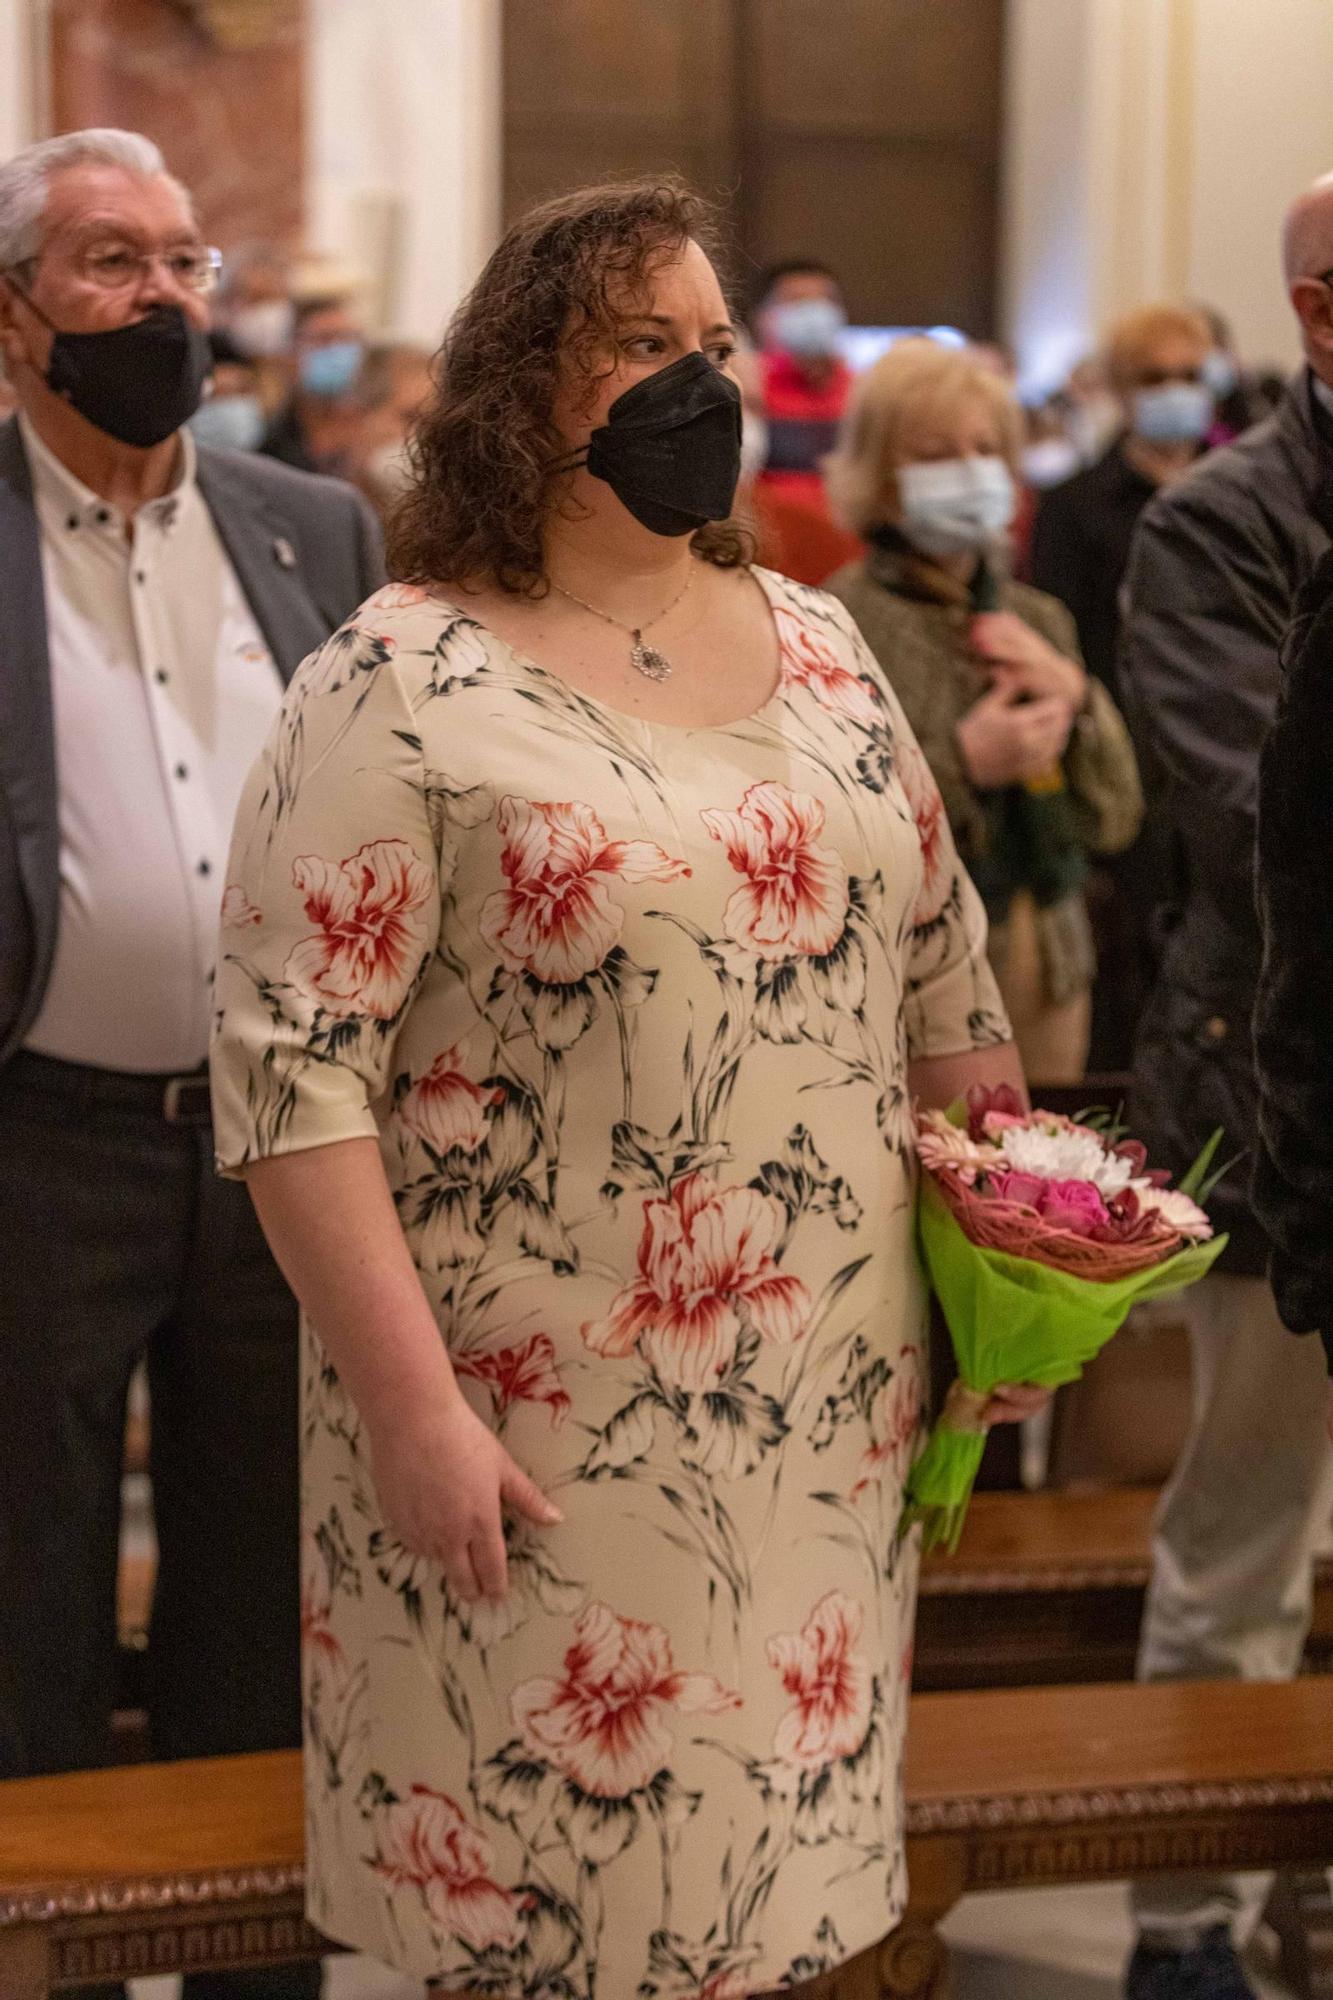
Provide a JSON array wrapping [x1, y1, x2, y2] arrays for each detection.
[[220, 884, 262, 929], [400, 1049, 503, 1156], [767, 1590, 873, 1772], [480, 796, 690, 986], [369, 1786, 525, 1949], [512, 1601, 740, 1799], [454, 1332, 571, 1427], [773, 604, 883, 725], [581, 1174, 812, 1392], [299, 1556, 343, 1672], [287, 838, 434, 1020], [701, 782, 849, 961], [894, 737, 951, 927], [851, 1354, 924, 1501]]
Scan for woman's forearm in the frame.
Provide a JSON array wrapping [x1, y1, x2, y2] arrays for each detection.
[[245, 1136, 460, 1443], [908, 1038, 1027, 1114]]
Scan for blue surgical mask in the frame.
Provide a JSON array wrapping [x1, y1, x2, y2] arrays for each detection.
[[1133, 381, 1213, 444], [897, 454, 1017, 558], [298, 339, 364, 398], [190, 391, 266, 453], [1201, 348, 1239, 399], [770, 297, 846, 361]]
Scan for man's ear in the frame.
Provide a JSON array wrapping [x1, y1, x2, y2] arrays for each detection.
[[1291, 278, 1333, 359], [0, 278, 44, 382]]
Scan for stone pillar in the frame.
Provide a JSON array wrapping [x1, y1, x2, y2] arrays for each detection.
[[0, 0, 39, 161], [305, 0, 501, 344], [1002, 0, 1333, 393]]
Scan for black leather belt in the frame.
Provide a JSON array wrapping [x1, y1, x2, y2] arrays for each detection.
[[3, 1050, 213, 1127], [161, 1074, 214, 1126]]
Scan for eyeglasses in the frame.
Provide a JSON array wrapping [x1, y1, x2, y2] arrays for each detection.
[[9, 244, 224, 295]]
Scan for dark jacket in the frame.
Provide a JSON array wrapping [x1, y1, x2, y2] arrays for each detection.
[[0, 418, 385, 1066], [1030, 437, 1162, 696], [1118, 372, 1333, 1271], [1252, 543, 1333, 1366]]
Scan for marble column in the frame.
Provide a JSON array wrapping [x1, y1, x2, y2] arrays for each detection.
[[0, 0, 39, 161], [305, 0, 501, 344]]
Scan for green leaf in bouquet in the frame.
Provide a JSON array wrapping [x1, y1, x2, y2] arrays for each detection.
[[902, 1179, 1227, 1553]]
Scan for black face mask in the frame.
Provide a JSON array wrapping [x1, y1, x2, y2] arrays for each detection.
[[574, 350, 742, 536], [25, 299, 210, 448]]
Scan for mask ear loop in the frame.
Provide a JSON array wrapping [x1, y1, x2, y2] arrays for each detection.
[[546, 444, 590, 475], [0, 272, 57, 333]]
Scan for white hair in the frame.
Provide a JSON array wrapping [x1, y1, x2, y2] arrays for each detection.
[[0, 129, 189, 270]]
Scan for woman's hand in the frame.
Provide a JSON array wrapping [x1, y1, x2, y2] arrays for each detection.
[[368, 1393, 562, 1602], [982, 1383, 1053, 1425], [956, 683, 1075, 788], [970, 611, 1088, 712]]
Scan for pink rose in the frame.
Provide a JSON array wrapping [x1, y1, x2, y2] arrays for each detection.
[[988, 1171, 1110, 1236], [988, 1169, 1047, 1209], [1039, 1178, 1111, 1234]]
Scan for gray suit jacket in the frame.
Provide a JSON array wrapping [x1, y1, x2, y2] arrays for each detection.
[[0, 416, 386, 1065]]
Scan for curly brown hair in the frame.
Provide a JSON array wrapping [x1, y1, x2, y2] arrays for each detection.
[[386, 177, 754, 595]]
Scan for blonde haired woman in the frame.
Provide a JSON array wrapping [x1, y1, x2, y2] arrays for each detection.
[[826, 338, 1142, 1083]]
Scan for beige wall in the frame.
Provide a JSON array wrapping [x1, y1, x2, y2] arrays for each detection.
[[1189, 0, 1333, 371], [1003, 0, 1333, 391]]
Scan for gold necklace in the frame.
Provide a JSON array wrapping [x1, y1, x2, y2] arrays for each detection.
[[549, 565, 694, 682]]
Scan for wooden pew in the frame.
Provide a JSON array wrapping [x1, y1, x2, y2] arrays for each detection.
[[2, 1678, 1330, 1999], [916, 1486, 1333, 1689]]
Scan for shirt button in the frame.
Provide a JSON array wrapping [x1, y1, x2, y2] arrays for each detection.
[[135, 570, 147, 585], [174, 763, 188, 781], [95, 507, 110, 525], [197, 859, 212, 877], [65, 513, 79, 532], [1204, 1016, 1229, 1043], [155, 669, 169, 684]]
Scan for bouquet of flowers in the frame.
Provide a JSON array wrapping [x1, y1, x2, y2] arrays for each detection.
[[902, 1086, 1227, 1553]]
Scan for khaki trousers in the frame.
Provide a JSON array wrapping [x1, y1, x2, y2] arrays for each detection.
[[1132, 1273, 1333, 1943]]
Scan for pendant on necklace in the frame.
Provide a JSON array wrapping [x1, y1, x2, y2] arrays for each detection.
[[630, 630, 673, 682]]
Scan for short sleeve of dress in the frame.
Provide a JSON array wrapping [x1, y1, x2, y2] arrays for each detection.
[[838, 604, 1011, 1064], [210, 625, 443, 1176]]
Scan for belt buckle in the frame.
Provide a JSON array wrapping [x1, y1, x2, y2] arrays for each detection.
[[163, 1074, 211, 1126]]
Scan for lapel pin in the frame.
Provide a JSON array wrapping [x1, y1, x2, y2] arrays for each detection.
[[273, 536, 297, 570]]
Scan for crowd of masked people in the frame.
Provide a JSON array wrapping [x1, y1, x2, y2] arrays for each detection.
[[0, 235, 437, 517], [4, 123, 1333, 2000]]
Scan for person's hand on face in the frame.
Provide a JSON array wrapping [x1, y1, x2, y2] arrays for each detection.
[[956, 680, 1075, 789], [970, 610, 1088, 711]]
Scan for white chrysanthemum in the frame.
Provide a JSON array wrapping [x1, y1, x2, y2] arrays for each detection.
[[1132, 1183, 1213, 1241], [998, 1123, 1135, 1197]]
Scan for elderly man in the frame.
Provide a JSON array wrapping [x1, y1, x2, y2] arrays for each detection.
[[1117, 178, 1333, 2000], [0, 128, 383, 1999]]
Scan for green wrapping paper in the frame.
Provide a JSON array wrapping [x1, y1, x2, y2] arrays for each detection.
[[902, 1177, 1227, 1553]]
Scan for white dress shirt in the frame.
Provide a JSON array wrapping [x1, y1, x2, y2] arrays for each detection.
[[20, 415, 284, 1073]]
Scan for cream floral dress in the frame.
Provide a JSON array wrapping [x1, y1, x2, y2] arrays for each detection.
[[210, 565, 1007, 1998]]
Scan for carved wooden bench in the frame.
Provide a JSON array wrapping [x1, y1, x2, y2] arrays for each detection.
[[4, 1678, 1331, 1998], [916, 1487, 1333, 1689]]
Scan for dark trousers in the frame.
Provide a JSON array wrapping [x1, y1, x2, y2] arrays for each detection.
[[0, 1050, 320, 2000]]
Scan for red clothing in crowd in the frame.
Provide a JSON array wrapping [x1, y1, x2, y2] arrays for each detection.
[[756, 347, 854, 505]]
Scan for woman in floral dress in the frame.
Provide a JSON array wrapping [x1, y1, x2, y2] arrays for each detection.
[[210, 180, 1044, 1999]]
